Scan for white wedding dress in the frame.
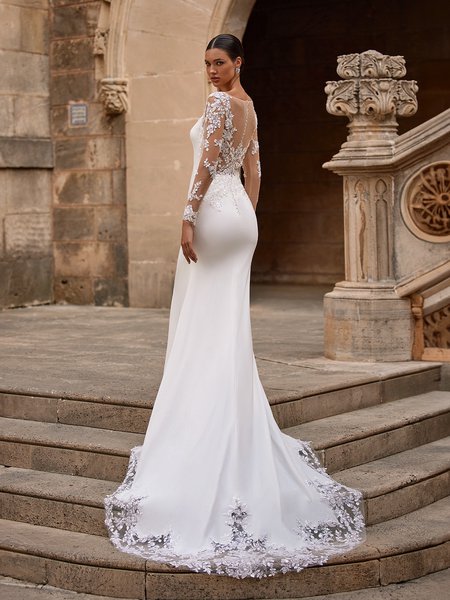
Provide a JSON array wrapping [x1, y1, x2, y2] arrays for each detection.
[[104, 91, 366, 579]]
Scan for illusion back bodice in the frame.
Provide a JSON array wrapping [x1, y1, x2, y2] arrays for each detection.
[[183, 91, 261, 225]]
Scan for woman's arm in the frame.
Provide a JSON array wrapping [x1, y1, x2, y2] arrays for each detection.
[[242, 123, 261, 211], [182, 92, 227, 226]]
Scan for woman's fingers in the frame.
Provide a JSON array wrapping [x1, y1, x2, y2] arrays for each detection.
[[181, 241, 197, 264]]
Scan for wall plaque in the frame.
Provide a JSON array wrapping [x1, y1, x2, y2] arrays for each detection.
[[69, 103, 88, 127]]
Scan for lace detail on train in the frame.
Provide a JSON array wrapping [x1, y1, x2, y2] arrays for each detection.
[[104, 438, 365, 579]]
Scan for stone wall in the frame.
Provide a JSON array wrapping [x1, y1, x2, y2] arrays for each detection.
[[243, 0, 450, 285], [50, 0, 129, 306], [0, 0, 52, 307]]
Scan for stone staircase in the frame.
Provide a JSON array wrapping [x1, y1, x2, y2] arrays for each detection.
[[0, 365, 449, 599]]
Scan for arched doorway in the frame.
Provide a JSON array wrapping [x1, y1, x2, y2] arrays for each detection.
[[242, 0, 450, 285]]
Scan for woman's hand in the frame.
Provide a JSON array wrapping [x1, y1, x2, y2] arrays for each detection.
[[181, 220, 198, 264]]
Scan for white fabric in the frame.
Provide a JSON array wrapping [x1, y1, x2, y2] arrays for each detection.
[[104, 95, 366, 579]]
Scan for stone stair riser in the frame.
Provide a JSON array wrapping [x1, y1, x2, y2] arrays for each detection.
[[366, 470, 450, 524], [0, 544, 449, 600], [0, 493, 107, 537], [0, 442, 128, 482], [322, 413, 450, 472], [0, 367, 441, 433], [276, 368, 442, 429], [0, 394, 151, 435], [0, 550, 145, 600]]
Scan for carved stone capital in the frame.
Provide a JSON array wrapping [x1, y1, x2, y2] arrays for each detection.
[[325, 49, 418, 137], [100, 78, 129, 114]]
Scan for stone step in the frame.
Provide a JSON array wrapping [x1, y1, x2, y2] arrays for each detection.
[[0, 497, 449, 599], [2, 568, 449, 600], [334, 436, 450, 523], [0, 575, 132, 600], [0, 365, 441, 432], [1, 392, 449, 482], [2, 437, 449, 538], [0, 417, 141, 481], [284, 391, 450, 471]]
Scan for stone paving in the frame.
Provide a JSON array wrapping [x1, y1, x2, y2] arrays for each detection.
[[0, 284, 439, 406]]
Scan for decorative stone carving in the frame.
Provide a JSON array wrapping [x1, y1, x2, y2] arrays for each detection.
[[325, 50, 418, 131], [95, 0, 133, 115], [336, 53, 359, 79], [100, 78, 129, 114], [360, 51, 406, 79], [325, 81, 358, 118], [424, 304, 450, 349], [94, 28, 109, 56], [359, 79, 398, 120], [401, 162, 450, 243]]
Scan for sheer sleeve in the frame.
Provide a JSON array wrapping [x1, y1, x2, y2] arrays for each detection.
[[242, 122, 261, 210], [182, 92, 227, 226]]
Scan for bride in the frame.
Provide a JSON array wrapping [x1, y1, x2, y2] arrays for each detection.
[[104, 33, 366, 579]]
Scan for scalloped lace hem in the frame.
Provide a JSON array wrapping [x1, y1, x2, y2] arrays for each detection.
[[104, 438, 366, 579]]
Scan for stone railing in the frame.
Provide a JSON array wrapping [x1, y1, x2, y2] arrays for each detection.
[[323, 50, 450, 361], [395, 260, 450, 361]]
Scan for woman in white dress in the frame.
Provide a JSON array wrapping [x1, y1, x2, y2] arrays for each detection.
[[104, 34, 366, 579]]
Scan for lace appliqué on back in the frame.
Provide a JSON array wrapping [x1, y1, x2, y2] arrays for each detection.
[[104, 438, 366, 579]]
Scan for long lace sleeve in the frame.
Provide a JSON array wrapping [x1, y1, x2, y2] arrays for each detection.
[[242, 123, 261, 210], [182, 93, 228, 226]]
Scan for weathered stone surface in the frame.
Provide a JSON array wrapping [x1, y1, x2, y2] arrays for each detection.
[[54, 277, 94, 305], [380, 542, 450, 586], [0, 394, 58, 423], [20, 5, 48, 54], [95, 205, 126, 241], [0, 138, 53, 168], [51, 38, 93, 71], [53, 207, 96, 241], [0, 257, 53, 307], [54, 242, 122, 279], [57, 398, 149, 433], [145, 561, 380, 600], [128, 260, 176, 308], [93, 277, 129, 306], [54, 170, 113, 205], [54, 137, 123, 170], [13, 95, 50, 137], [0, 50, 48, 94], [53, 3, 99, 38], [0, 96, 15, 136], [2, 168, 51, 213], [5, 213, 52, 258], [0, 492, 106, 537], [51, 72, 95, 106]]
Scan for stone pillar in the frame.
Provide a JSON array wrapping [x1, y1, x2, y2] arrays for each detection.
[[323, 50, 419, 361]]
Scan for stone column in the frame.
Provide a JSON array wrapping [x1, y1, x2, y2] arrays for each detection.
[[323, 50, 419, 361]]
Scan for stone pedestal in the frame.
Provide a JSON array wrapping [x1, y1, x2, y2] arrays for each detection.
[[323, 50, 419, 361], [324, 284, 413, 361]]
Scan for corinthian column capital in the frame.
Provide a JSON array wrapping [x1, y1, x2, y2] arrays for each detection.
[[325, 50, 418, 139]]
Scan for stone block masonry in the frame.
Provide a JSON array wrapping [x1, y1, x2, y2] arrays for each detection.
[[50, 0, 129, 306], [0, 0, 52, 307]]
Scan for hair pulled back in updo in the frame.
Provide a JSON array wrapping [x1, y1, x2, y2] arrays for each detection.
[[206, 34, 245, 73]]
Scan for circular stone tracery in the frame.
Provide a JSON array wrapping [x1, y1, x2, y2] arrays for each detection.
[[402, 162, 450, 243]]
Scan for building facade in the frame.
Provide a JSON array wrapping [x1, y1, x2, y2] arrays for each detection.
[[1, 0, 449, 359]]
